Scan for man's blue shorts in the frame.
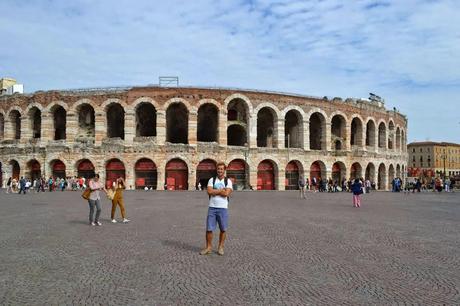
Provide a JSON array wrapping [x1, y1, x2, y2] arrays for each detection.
[[206, 207, 228, 232]]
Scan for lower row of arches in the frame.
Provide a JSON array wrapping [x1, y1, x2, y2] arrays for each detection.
[[1, 158, 405, 191]]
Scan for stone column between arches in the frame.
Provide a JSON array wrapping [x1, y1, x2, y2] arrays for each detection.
[[303, 120, 310, 150], [325, 123, 332, 151], [156, 110, 166, 145], [41, 112, 53, 142], [94, 112, 105, 146], [66, 112, 77, 145], [20, 116, 31, 143], [218, 111, 227, 145], [188, 110, 197, 146], [124, 111, 135, 145], [277, 168, 285, 191], [249, 114, 257, 148], [344, 123, 351, 151], [277, 119, 285, 149]]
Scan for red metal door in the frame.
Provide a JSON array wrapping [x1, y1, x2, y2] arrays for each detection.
[[106, 159, 125, 188], [257, 160, 275, 190], [166, 159, 188, 190]]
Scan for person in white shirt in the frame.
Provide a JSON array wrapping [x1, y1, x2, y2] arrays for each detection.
[[200, 162, 233, 256]]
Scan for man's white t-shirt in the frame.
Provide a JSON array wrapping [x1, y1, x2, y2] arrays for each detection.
[[208, 177, 233, 209]]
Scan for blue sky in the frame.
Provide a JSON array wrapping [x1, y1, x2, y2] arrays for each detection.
[[1, 0, 459, 143]]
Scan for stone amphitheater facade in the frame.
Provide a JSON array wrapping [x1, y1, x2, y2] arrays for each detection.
[[0, 86, 408, 190]]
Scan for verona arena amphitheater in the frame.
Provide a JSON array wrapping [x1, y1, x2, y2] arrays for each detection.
[[0, 86, 407, 191]]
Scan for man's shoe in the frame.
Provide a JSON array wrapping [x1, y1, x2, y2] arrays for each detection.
[[90, 222, 96, 226], [199, 248, 212, 255], [111, 219, 117, 223], [96, 221, 102, 226], [217, 247, 224, 256], [122, 218, 130, 223]]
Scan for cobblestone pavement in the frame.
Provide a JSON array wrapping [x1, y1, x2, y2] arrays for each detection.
[[0, 190, 459, 305]]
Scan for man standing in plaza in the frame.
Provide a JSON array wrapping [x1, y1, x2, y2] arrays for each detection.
[[298, 175, 306, 199], [200, 162, 233, 256]]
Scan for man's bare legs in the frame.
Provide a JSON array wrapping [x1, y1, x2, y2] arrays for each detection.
[[200, 230, 226, 255], [218, 231, 226, 255]]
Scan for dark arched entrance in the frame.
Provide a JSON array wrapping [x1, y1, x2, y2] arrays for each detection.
[[257, 160, 275, 190], [135, 158, 157, 190], [350, 162, 362, 179], [166, 159, 188, 190], [10, 160, 20, 180], [51, 160, 66, 179], [285, 161, 300, 190], [77, 159, 95, 180], [227, 159, 247, 190], [332, 162, 345, 185], [106, 159, 126, 189], [27, 160, 41, 181], [196, 159, 216, 190]]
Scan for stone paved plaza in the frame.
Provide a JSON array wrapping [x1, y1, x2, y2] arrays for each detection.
[[0, 190, 459, 305]]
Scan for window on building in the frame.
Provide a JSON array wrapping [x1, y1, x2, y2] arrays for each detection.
[[412, 156, 416, 162], [412, 148, 415, 153], [420, 148, 422, 152]]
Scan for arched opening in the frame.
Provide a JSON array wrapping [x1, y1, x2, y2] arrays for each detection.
[[28, 107, 41, 139], [396, 127, 401, 151], [135, 158, 157, 190], [365, 163, 376, 182], [366, 120, 376, 148], [257, 160, 276, 190], [227, 159, 248, 191], [378, 122, 386, 149], [350, 162, 362, 179], [285, 110, 302, 148], [52, 105, 66, 140], [165, 159, 188, 190], [9, 110, 21, 140], [77, 159, 95, 180], [227, 125, 247, 146], [77, 104, 95, 139], [227, 98, 249, 146], [10, 160, 20, 180], [388, 121, 395, 150], [197, 104, 218, 142], [388, 164, 395, 189], [332, 162, 346, 185], [105, 159, 126, 189], [136, 103, 156, 137], [166, 103, 188, 144], [378, 163, 386, 190], [107, 103, 125, 139], [310, 161, 326, 182], [350, 117, 363, 147], [334, 140, 342, 150], [309, 113, 325, 150], [51, 160, 66, 179], [331, 115, 346, 150], [27, 159, 41, 181], [396, 164, 401, 178], [196, 159, 217, 189], [0, 113, 4, 139], [285, 161, 301, 190], [257, 107, 276, 148]]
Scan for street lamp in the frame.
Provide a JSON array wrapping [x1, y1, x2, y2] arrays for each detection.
[[244, 142, 249, 190]]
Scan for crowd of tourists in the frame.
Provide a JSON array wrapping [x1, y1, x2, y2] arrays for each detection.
[[298, 176, 375, 194], [4, 176, 90, 194], [404, 177, 456, 193]]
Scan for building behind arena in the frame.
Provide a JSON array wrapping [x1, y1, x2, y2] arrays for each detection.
[[0, 85, 408, 190]]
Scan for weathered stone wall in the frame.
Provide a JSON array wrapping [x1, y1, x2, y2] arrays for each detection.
[[0, 87, 408, 190]]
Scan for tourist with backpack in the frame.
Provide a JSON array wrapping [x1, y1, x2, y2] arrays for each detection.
[[200, 161, 233, 256], [351, 178, 363, 208]]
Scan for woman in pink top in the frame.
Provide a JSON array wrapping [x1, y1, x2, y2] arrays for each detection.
[[88, 174, 106, 226]]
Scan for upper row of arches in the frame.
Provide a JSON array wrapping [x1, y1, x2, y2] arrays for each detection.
[[0, 95, 406, 151]]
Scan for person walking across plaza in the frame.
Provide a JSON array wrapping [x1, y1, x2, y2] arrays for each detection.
[[200, 161, 233, 256], [18, 177, 26, 194], [351, 178, 363, 208], [6, 177, 12, 193], [110, 177, 130, 223], [298, 175, 306, 199], [88, 174, 105, 226]]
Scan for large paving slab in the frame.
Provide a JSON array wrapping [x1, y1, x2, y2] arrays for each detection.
[[0, 190, 459, 305]]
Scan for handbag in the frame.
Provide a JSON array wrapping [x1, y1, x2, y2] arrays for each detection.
[[82, 188, 91, 200], [106, 189, 115, 200]]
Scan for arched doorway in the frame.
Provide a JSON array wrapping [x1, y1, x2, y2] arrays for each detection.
[[378, 163, 386, 190], [9, 110, 21, 140], [350, 117, 363, 147], [350, 162, 362, 179], [227, 159, 247, 191], [285, 161, 300, 190], [196, 159, 217, 190], [27, 160, 41, 181], [77, 159, 95, 180], [396, 164, 401, 178], [332, 162, 346, 185], [135, 103, 157, 137], [388, 164, 395, 189], [331, 115, 346, 150], [105, 159, 126, 189], [51, 160, 66, 179], [165, 159, 188, 190], [285, 110, 303, 148], [257, 160, 275, 190], [257, 107, 277, 148], [52, 105, 66, 140], [309, 113, 325, 150], [366, 120, 376, 148], [166, 103, 188, 144], [365, 163, 376, 182], [310, 161, 325, 182], [10, 160, 20, 180], [107, 103, 125, 139], [28, 107, 41, 139], [77, 104, 95, 139], [227, 98, 249, 146], [135, 158, 157, 190]]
